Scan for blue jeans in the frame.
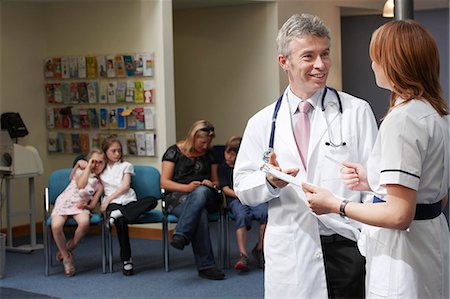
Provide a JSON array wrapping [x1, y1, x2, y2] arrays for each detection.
[[171, 186, 219, 270], [227, 198, 268, 230]]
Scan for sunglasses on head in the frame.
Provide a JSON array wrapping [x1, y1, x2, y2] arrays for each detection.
[[199, 126, 215, 135]]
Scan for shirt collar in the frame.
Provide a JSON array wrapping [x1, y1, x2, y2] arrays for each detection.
[[394, 97, 407, 106], [286, 86, 324, 115]]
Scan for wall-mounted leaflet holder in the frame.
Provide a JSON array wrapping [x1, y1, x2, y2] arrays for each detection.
[[1, 113, 29, 142]]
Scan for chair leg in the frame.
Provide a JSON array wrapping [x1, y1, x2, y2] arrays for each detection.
[[43, 222, 50, 276], [218, 217, 224, 269], [225, 214, 231, 269], [101, 219, 106, 274], [108, 225, 113, 273], [163, 219, 169, 272]]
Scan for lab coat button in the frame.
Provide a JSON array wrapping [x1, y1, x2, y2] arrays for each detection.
[[314, 251, 323, 259]]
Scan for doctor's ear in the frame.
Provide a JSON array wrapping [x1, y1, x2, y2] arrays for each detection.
[[278, 54, 289, 71]]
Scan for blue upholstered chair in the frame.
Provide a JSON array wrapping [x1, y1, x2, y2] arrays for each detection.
[[105, 165, 164, 272], [161, 190, 226, 272], [43, 168, 106, 276], [160, 145, 227, 271]]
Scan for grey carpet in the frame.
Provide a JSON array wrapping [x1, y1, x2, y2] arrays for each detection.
[[0, 287, 59, 299], [0, 223, 264, 298]]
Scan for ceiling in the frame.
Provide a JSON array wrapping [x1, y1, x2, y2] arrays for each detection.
[[173, 0, 449, 15]]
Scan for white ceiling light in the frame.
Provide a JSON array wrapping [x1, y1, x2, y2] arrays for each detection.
[[383, 0, 395, 18]]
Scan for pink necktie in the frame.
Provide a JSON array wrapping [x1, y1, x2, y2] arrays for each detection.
[[294, 101, 313, 169]]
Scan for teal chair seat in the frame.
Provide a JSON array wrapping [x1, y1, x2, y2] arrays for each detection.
[[45, 212, 102, 226], [134, 210, 164, 223]]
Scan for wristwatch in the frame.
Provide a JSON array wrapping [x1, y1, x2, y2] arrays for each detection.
[[339, 199, 350, 218]]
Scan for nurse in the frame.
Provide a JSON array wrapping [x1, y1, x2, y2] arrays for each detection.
[[303, 20, 449, 298], [234, 13, 378, 298]]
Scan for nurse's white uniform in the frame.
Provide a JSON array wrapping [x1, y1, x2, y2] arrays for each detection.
[[362, 99, 450, 298]]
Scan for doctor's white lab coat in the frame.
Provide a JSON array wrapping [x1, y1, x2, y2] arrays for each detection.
[[234, 88, 378, 299]]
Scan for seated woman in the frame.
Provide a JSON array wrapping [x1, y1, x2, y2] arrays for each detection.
[[160, 120, 225, 280]]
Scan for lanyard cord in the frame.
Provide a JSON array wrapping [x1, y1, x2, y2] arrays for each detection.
[[268, 94, 283, 149]]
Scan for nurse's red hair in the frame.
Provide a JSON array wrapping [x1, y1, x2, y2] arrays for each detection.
[[369, 19, 448, 116]]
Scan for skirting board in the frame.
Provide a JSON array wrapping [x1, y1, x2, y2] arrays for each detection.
[[2, 222, 175, 241]]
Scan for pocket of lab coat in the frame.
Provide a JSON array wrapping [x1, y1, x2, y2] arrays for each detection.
[[264, 226, 299, 285], [320, 135, 357, 182]]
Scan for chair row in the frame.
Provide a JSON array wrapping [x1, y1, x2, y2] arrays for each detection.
[[43, 165, 231, 276]]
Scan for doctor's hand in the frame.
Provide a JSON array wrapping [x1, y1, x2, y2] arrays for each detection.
[[340, 162, 371, 191], [266, 152, 299, 188], [302, 183, 340, 215]]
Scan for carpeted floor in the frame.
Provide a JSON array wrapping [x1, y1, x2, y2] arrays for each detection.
[[0, 287, 60, 298], [0, 224, 264, 299]]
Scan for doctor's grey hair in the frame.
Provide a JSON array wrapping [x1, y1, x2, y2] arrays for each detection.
[[276, 13, 331, 58]]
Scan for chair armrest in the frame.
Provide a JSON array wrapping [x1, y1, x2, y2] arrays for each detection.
[[216, 189, 227, 215], [44, 187, 53, 221], [161, 188, 168, 216]]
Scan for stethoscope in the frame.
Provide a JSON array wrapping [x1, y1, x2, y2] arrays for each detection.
[[263, 86, 346, 163]]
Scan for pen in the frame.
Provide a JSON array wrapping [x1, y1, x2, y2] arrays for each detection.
[[324, 154, 343, 166], [324, 155, 359, 175]]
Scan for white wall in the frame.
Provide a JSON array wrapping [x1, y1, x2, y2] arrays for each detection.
[[0, 0, 174, 227], [173, 1, 344, 145], [173, 3, 279, 144], [1, 3, 48, 227]]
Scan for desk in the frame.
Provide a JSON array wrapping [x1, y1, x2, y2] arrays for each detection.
[[4, 175, 43, 253]]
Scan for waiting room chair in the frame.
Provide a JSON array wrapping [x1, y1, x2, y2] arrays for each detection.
[[105, 165, 164, 272], [161, 189, 226, 272], [43, 168, 106, 276]]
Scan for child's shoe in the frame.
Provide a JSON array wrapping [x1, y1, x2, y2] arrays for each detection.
[[252, 246, 265, 269], [123, 259, 134, 276], [63, 252, 75, 277], [234, 254, 250, 271]]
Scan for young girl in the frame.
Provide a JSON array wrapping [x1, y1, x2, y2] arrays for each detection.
[[51, 149, 106, 277], [100, 135, 158, 276]]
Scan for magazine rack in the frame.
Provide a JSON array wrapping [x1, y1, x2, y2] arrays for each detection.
[[44, 52, 156, 157]]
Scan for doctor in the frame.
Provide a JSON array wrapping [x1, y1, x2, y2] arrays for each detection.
[[234, 14, 378, 298]]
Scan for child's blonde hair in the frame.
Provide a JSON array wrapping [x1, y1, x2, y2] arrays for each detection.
[[87, 149, 105, 161], [225, 136, 242, 153]]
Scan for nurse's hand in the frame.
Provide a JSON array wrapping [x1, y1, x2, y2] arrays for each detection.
[[341, 161, 371, 191], [302, 183, 340, 215], [266, 152, 299, 188]]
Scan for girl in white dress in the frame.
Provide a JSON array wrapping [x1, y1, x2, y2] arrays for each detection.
[[100, 135, 157, 276], [302, 20, 449, 298]]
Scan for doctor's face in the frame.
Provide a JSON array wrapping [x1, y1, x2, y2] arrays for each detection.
[[279, 35, 331, 99]]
